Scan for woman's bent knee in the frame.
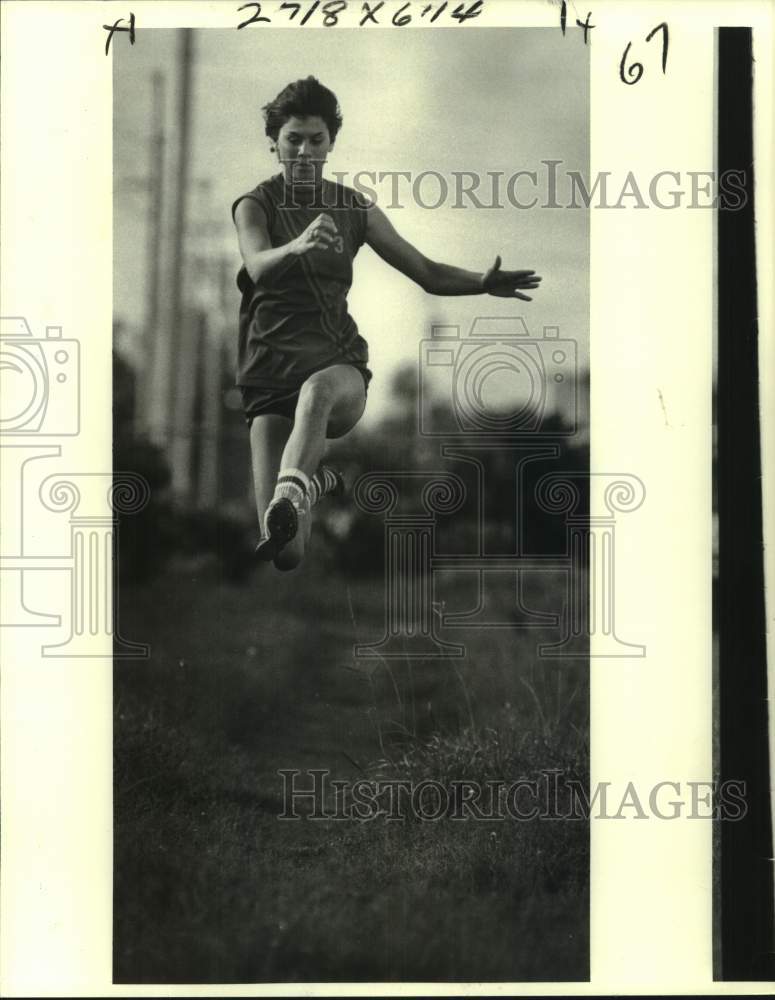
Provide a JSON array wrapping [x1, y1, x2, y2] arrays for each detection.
[[326, 403, 364, 439], [297, 378, 336, 417], [296, 366, 366, 437]]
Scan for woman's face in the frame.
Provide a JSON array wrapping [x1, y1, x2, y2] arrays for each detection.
[[274, 115, 332, 187]]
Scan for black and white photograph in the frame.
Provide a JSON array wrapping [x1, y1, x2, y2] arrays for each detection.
[[2, 1, 775, 996], [112, 22, 590, 983]]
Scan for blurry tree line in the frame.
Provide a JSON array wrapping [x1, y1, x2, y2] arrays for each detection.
[[113, 349, 255, 584]]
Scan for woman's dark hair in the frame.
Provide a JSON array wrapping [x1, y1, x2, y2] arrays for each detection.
[[262, 76, 343, 143]]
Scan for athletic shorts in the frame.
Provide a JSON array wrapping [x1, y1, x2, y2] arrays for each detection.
[[239, 362, 372, 427]]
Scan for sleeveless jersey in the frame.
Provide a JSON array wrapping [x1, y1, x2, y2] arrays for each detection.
[[232, 174, 370, 388]]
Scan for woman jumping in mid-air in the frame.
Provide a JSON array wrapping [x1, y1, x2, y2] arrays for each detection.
[[232, 76, 542, 571]]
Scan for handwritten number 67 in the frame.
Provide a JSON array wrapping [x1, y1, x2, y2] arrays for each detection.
[[620, 22, 669, 85]]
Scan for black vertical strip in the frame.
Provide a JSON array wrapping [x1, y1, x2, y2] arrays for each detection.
[[717, 27, 775, 981]]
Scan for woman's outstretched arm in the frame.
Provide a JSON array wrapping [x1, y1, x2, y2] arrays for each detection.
[[364, 203, 542, 300]]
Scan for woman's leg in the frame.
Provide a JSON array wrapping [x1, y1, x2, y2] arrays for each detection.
[[271, 365, 366, 571], [248, 412, 294, 537], [281, 364, 367, 474]]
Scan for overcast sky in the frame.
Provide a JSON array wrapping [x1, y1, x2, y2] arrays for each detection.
[[115, 27, 588, 420]]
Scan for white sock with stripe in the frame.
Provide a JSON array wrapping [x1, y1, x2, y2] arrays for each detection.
[[272, 467, 310, 510], [308, 466, 340, 507]]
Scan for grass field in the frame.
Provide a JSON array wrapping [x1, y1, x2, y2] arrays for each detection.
[[114, 548, 589, 983]]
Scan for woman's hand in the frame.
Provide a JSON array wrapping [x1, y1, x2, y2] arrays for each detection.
[[363, 205, 544, 297], [292, 213, 338, 255], [482, 255, 542, 300]]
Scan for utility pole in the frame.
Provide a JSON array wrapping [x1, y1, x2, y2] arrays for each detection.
[[166, 28, 194, 497], [138, 70, 165, 438]]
